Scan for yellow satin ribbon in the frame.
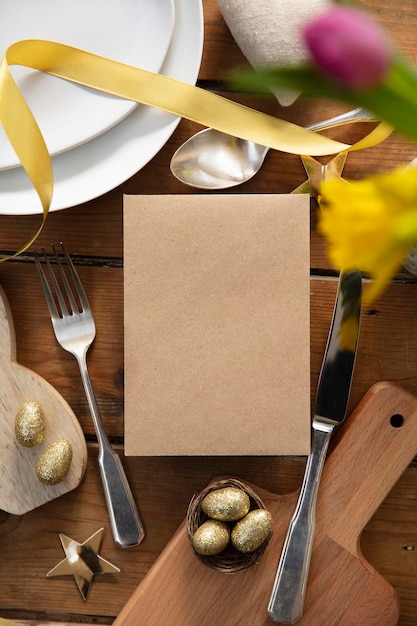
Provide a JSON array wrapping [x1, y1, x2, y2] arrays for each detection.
[[0, 39, 393, 260]]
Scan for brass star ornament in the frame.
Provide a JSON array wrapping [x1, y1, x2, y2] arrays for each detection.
[[292, 152, 348, 196], [46, 528, 120, 600]]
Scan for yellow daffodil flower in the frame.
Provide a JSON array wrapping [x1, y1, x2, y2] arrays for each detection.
[[236, 4, 417, 303], [318, 165, 417, 303]]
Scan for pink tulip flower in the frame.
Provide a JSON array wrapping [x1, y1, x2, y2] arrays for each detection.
[[302, 6, 392, 90]]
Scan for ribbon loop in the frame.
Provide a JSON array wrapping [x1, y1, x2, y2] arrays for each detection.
[[0, 39, 393, 260]]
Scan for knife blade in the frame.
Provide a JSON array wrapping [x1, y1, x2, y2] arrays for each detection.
[[268, 269, 362, 624]]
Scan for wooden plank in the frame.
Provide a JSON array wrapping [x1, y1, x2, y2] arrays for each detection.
[[0, 266, 416, 436]]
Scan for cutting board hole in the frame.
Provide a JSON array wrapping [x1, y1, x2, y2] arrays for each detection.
[[390, 414, 404, 428]]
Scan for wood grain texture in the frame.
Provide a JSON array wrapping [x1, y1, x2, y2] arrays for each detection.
[[0, 0, 415, 624]]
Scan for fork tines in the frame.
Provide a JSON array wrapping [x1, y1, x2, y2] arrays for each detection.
[[34, 243, 89, 320]]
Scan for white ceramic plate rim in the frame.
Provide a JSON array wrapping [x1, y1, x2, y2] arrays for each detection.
[[0, 0, 203, 214], [0, 0, 175, 170]]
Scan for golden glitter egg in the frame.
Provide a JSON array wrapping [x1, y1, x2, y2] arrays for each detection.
[[231, 508, 273, 553], [15, 400, 46, 447], [36, 439, 73, 486], [192, 520, 230, 556], [201, 487, 250, 522]]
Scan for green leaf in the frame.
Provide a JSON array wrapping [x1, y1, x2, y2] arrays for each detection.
[[231, 59, 417, 145]]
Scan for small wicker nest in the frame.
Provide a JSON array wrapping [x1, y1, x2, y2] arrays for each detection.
[[186, 477, 272, 573]]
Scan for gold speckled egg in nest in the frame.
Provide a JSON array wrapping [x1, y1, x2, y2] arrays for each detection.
[[187, 477, 273, 572], [201, 486, 250, 521]]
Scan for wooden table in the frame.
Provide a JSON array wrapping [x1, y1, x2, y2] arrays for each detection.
[[0, 0, 417, 624]]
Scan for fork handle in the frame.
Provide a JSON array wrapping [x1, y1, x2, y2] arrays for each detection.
[[98, 444, 146, 548], [78, 356, 145, 548]]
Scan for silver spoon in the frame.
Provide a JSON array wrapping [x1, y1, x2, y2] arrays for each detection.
[[170, 107, 378, 190]]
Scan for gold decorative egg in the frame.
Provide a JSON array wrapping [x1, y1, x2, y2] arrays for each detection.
[[231, 508, 273, 553], [15, 400, 46, 447], [201, 487, 250, 522], [192, 520, 230, 556], [36, 439, 73, 486]]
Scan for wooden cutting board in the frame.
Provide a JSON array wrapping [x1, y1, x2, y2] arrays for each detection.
[[116, 381, 417, 626], [0, 285, 87, 515]]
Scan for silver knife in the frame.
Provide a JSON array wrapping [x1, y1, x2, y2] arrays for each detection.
[[268, 269, 362, 624]]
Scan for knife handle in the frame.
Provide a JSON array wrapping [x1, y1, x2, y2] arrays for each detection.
[[267, 423, 333, 624]]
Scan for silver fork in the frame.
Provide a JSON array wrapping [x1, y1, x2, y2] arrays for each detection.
[[35, 243, 145, 548]]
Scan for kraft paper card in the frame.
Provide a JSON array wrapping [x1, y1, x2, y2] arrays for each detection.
[[123, 194, 310, 456]]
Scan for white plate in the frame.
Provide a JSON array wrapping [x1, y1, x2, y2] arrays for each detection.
[[0, 0, 203, 214], [0, 0, 175, 170]]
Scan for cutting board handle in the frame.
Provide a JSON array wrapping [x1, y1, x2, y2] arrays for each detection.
[[318, 380, 417, 554]]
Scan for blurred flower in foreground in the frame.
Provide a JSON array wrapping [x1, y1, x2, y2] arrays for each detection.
[[232, 3, 417, 302], [318, 166, 417, 303], [303, 6, 392, 90], [233, 6, 417, 144]]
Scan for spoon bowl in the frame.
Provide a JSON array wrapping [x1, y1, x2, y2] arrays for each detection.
[[170, 107, 378, 190]]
